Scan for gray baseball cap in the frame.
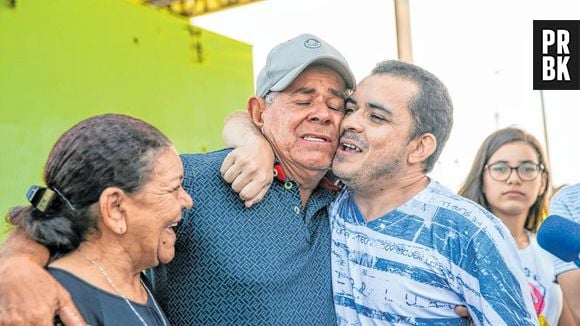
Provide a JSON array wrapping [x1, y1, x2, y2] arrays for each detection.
[[256, 34, 356, 97]]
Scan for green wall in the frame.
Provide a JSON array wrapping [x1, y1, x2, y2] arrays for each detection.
[[0, 0, 254, 240]]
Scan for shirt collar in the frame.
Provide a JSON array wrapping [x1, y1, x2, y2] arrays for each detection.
[[273, 162, 342, 192]]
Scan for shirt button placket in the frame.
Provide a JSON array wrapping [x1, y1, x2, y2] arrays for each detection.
[[293, 206, 301, 215], [284, 181, 301, 215]]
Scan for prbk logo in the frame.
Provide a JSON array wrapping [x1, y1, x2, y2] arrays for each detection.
[[533, 20, 580, 90]]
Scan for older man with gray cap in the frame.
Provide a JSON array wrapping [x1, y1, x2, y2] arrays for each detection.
[[151, 32, 355, 325], [0, 33, 355, 324]]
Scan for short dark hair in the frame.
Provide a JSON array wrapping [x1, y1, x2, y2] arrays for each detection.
[[8, 113, 171, 258], [371, 60, 453, 172], [458, 127, 551, 232]]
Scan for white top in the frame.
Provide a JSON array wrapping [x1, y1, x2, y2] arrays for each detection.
[[519, 232, 563, 326], [329, 180, 538, 325]]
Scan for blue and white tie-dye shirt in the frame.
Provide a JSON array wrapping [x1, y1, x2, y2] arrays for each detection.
[[330, 180, 538, 325]]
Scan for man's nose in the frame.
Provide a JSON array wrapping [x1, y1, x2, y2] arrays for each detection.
[[307, 100, 332, 124], [340, 111, 363, 133]]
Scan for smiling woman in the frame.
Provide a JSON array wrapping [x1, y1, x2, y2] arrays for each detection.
[[6, 113, 193, 325]]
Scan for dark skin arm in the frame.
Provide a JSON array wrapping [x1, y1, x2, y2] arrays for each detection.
[[0, 227, 86, 325]]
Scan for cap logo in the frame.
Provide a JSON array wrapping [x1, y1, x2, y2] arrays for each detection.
[[304, 39, 321, 49]]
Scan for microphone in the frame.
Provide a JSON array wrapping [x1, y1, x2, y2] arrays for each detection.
[[537, 215, 580, 265]]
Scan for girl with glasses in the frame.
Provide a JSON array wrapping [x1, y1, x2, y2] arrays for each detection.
[[459, 127, 574, 326]]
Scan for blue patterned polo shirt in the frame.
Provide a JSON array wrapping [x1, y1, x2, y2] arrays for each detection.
[[150, 149, 336, 325]]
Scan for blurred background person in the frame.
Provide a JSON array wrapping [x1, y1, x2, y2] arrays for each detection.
[[459, 127, 574, 325], [549, 183, 580, 324], [4, 113, 193, 325]]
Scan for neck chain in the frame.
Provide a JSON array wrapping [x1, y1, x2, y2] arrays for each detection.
[[78, 250, 168, 326]]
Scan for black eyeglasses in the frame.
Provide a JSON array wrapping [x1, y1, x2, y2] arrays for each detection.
[[485, 162, 544, 182]]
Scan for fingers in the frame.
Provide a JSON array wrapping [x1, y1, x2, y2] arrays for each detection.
[[454, 305, 470, 318], [57, 306, 86, 326], [221, 149, 273, 192], [221, 151, 251, 186], [56, 289, 86, 326], [220, 151, 237, 181], [220, 147, 274, 207], [231, 170, 272, 197], [230, 171, 251, 194], [231, 162, 272, 201], [244, 186, 270, 208], [238, 177, 269, 204]]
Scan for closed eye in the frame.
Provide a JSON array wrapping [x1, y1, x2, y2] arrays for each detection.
[[328, 104, 345, 112], [371, 114, 386, 122]]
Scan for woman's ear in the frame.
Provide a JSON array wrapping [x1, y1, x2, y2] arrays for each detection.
[[408, 133, 437, 166], [247, 96, 267, 130], [98, 187, 128, 235]]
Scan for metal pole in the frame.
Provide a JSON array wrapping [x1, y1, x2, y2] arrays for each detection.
[[394, 0, 413, 63], [539, 90, 551, 163]]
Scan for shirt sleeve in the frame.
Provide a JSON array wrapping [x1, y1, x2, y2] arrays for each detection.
[[548, 185, 580, 275], [451, 227, 538, 326]]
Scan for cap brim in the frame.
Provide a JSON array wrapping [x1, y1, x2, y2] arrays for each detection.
[[269, 56, 356, 93]]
